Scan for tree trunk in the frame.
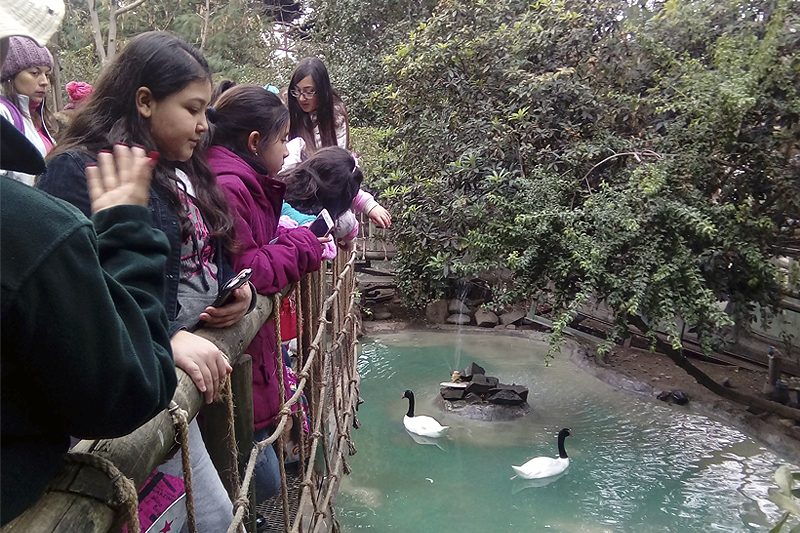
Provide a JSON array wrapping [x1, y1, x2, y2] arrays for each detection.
[[106, 1, 117, 62], [47, 34, 63, 111], [86, 0, 107, 64], [199, 0, 210, 51]]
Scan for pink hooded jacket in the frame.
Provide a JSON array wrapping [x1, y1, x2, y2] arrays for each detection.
[[207, 145, 323, 430]]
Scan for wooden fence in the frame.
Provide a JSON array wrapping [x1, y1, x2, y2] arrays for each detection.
[[3, 251, 360, 533]]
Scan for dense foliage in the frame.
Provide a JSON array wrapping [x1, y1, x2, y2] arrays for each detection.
[[368, 0, 799, 351], [50, 0, 798, 355]]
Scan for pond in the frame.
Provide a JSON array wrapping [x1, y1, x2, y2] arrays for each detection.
[[335, 331, 796, 532]]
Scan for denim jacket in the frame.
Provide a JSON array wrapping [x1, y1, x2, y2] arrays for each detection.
[[37, 150, 233, 335]]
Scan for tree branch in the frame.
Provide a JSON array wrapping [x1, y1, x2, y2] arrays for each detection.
[[627, 314, 800, 423], [199, 0, 210, 52], [115, 0, 148, 16], [581, 150, 662, 193], [85, 0, 107, 64]]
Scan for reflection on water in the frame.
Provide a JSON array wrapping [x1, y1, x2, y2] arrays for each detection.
[[337, 331, 797, 532]]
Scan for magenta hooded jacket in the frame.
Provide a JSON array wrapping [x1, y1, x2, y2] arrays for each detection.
[[207, 145, 323, 431]]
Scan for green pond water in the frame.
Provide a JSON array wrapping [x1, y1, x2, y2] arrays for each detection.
[[335, 331, 797, 532]]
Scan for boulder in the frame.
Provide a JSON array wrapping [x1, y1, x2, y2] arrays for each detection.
[[494, 384, 528, 403], [474, 309, 499, 328], [372, 310, 393, 320], [463, 392, 482, 404], [465, 374, 497, 396], [500, 310, 525, 325], [671, 390, 689, 405], [487, 389, 525, 405], [462, 362, 486, 380], [446, 313, 472, 325], [448, 299, 471, 315], [425, 299, 449, 323], [440, 387, 465, 401]]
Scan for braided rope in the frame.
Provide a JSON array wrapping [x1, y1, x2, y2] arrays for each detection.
[[219, 377, 241, 499], [225, 251, 360, 533], [65, 452, 140, 532], [273, 293, 292, 533], [169, 401, 196, 533]]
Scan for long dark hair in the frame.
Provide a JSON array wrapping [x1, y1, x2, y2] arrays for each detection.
[[287, 57, 349, 152], [51, 31, 233, 249], [279, 146, 362, 219], [209, 84, 289, 175], [1, 79, 56, 137]]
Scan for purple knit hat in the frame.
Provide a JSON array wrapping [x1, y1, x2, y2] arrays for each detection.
[[1, 36, 54, 81]]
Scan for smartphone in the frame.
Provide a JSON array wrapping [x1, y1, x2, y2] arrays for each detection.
[[211, 268, 253, 307], [308, 209, 334, 238]]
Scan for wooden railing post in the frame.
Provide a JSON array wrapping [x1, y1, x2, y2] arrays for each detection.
[[230, 354, 257, 533], [201, 353, 253, 498]]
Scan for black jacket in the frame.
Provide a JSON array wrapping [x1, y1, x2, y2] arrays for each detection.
[[38, 150, 234, 335], [0, 177, 177, 524]]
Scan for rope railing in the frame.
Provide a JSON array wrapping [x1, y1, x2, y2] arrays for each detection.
[[3, 250, 361, 533]]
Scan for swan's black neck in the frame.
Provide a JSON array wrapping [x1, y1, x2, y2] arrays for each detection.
[[557, 432, 568, 459], [405, 394, 415, 417]]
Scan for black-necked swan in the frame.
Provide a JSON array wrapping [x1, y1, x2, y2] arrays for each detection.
[[402, 389, 449, 438], [511, 428, 572, 479]]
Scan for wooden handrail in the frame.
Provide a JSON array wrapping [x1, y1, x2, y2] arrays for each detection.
[[3, 294, 278, 532]]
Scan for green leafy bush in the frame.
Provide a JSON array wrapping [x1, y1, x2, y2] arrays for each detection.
[[369, 0, 799, 351]]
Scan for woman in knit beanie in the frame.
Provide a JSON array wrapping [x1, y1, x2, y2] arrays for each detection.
[[0, 36, 56, 185]]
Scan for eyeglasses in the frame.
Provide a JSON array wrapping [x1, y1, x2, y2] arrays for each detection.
[[290, 88, 317, 99]]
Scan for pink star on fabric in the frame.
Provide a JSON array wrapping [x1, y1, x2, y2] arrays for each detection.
[[159, 519, 173, 533]]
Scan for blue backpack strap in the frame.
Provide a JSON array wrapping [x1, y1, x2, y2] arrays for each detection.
[[0, 96, 25, 132]]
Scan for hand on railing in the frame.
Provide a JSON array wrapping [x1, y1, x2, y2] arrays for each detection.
[[366, 204, 392, 228], [171, 330, 232, 404]]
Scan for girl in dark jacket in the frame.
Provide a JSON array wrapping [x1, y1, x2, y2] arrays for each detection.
[[37, 31, 247, 531]]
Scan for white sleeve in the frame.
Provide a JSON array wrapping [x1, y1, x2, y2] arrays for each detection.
[[281, 137, 306, 172]]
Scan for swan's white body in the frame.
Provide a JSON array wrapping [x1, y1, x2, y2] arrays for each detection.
[[403, 414, 449, 438], [402, 389, 449, 438], [511, 456, 569, 480], [511, 428, 572, 480], [405, 429, 444, 448]]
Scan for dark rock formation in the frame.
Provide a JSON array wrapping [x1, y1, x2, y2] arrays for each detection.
[[438, 362, 529, 420]]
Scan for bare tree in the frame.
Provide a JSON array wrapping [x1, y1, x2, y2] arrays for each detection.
[[199, 0, 211, 52], [86, 0, 148, 64]]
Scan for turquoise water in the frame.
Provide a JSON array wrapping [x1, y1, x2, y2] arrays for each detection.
[[335, 331, 796, 532]]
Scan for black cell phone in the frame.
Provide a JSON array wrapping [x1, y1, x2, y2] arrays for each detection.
[[211, 268, 253, 307], [308, 209, 334, 238]]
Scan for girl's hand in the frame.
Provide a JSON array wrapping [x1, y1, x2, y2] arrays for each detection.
[[171, 330, 232, 404], [86, 144, 156, 213], [367, 204, 392, 228], [199, 283, 252, 328], [318, 235, 332, 246]]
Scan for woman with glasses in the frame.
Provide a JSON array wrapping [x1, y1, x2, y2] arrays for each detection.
[[285, 57, 392, 228], [287, 56, 348, 153]]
